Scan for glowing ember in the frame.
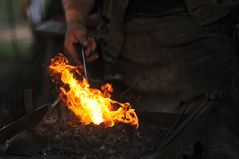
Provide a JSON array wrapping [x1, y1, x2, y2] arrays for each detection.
[[49, 54, 139, 128]]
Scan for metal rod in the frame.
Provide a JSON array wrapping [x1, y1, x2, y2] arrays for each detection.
[[81, 47, 88, 80], [52, 96, 61, 108]]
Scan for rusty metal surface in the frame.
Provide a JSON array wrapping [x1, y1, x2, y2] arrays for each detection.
[[0, 104, 51, 143], [0, 98, 61, 143]]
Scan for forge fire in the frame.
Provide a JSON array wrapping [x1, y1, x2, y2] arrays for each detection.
[[49, 54, 139, 128]]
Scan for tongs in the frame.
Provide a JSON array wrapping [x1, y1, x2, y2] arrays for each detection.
[[80, 46, 88, 80]]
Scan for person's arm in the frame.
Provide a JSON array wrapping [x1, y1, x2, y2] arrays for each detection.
[[62, 0, 94, 25], [62, 0, 97, 64]]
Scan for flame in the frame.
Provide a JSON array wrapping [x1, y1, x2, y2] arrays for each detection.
[[49, 54, 139, 128]]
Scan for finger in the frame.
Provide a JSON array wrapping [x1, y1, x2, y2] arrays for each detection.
[[74, 31, 90, 47], [65, 31, 80, 44], [86, 53, 99, 63], [85, 37, 97, 56], [64, 42, 81, 65]]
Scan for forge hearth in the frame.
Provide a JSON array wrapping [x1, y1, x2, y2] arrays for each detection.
[[0, 103, 181, 159], [32, 109, 168, 159], [0, 54, 182, 159]]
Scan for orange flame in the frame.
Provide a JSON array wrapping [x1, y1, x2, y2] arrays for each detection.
[[49, 54, 139, 128]]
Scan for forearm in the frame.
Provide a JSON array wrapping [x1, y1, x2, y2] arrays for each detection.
[[62, 0, 95, 25]]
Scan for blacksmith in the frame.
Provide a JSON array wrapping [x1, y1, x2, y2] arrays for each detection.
[[62, 0, 239, 158]]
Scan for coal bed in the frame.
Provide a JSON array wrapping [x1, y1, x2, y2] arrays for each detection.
[[0, 108, 180, 159], [32, 114, 168, 159]]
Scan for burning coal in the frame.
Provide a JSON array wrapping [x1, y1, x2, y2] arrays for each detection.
[[49, 54, 139, 128]]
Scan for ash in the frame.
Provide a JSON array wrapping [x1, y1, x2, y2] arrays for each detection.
[[34, 112, 167, 159]]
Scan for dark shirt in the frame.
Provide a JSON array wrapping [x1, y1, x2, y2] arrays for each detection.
[[126, 0, 186, 19]]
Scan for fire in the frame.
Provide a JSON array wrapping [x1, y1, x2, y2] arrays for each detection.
[[49, 54, 139, 128]]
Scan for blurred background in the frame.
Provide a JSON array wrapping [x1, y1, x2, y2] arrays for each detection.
[[0, 0, 65, 127], [0, 0, 32, 91], [0, 0, 32, 124]]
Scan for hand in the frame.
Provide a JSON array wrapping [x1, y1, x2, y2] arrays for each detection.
[[64, 22, 98, 64]]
